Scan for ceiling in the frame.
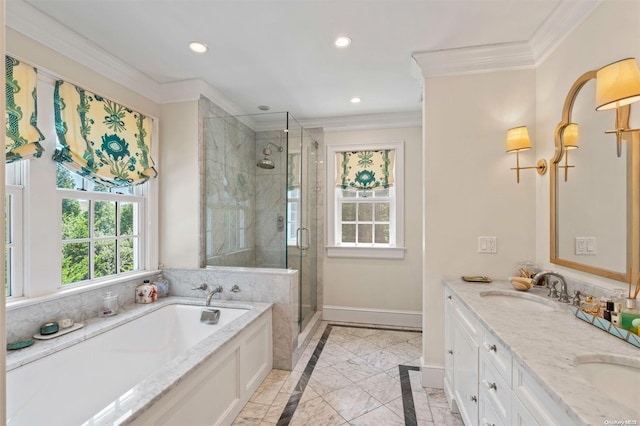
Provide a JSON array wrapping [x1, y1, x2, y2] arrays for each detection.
[[7, 0, 600, 128]]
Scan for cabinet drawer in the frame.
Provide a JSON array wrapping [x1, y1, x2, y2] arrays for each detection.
[[479, 352, 511, 425], [454, 297, 482, 343], [481, 331, 512, 384], [512, 361, 573, 426], [479, 388, 505, 426]]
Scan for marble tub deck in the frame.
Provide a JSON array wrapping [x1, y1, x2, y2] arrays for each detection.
[[232, 321, 462, 426], [6, 297, 272, 425]]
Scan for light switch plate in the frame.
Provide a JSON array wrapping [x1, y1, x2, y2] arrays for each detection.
[[576, 237, 596, 255], [478, 236, 497, 254]]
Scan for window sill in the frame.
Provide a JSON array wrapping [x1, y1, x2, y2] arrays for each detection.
[[325, 245, 406, 259]]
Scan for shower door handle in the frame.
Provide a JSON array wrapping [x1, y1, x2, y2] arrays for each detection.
[[296, 227, 310, 250]]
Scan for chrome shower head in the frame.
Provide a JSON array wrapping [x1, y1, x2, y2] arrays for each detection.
[[257, 157, 275, 169], [256, 143, 283, 169]]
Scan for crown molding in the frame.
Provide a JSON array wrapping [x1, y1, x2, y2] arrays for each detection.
[[413, 0, 602, 78], [298, 111, 422, 133], [6, 0, 247, 115], [412, 42, 535, 78], [528, 0, 603, 65]]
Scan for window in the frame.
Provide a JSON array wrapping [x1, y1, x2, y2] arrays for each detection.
[[326, 141, 405, 259], [5, 72, 158, 304], [58, 164, 144, 285], [287, 188, 300, 246], [5, 162, 24, 299]]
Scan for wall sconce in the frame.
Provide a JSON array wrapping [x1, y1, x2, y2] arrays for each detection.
[[506, 126, 547, 183], [596, 58, 640, 157], [558, 123, 579, 182]]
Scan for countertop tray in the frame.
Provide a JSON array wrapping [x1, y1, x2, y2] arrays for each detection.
[[33, 323, 84, 340], [569, 306, 640, 348]]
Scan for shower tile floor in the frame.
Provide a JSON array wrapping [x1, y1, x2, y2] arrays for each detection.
[[232, 321, 463, 426]]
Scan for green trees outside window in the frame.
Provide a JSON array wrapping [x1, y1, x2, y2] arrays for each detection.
[[58, 165, 138, 285]]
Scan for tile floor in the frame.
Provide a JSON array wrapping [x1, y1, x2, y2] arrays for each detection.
[[232, 321, 464, 426]]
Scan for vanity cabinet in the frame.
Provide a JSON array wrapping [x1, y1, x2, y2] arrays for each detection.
[[444, 290, 570, 426]]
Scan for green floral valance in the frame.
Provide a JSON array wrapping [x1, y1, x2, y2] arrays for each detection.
[[53, 80, 157, 187], [336, 149, 395, 190], [5, 56, 45, 163]]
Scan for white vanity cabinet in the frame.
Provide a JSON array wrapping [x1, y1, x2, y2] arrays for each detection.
[[444, 289, 570, 426]]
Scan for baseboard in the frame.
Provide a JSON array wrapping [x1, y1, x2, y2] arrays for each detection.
[[322, 305, 422, 328], [421, 358, 445, 389]]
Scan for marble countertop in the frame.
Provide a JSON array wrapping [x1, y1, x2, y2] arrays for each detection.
[[6, 297, 272, 425], [444, 278, 639, 426]]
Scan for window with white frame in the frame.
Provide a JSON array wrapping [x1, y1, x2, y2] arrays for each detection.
[[4, 70, 157, 302], [326, 141, 405, 259], [287, 187, 300, 246], [57, 164, 144, 285], [5, 163, 24, 298]]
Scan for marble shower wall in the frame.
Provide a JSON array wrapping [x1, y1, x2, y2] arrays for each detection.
[[255, 130, 288, 268], [202, 106, 257, 267]]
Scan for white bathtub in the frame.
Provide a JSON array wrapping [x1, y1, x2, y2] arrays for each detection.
[[7, 299, 273, 425]]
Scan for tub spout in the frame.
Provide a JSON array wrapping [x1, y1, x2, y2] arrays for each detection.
[[206, 286, 224, 306]]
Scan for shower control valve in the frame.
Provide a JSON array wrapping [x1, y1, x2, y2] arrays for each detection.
[[192, 283, 208, 291], [230, 285, 241, 293]]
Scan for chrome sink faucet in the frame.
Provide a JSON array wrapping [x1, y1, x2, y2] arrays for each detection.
[[191, 283, 224, 306], [532, 271, 570, 303]]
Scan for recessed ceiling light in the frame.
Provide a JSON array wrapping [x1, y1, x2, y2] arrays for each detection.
[[257, 105, 270, 111], [188, 41, 208, 53], [335, 36, 352, 48], [350, 97, 361, 104]]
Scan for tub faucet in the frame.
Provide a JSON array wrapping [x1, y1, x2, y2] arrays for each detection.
[[206, 285, 224, 306], [532, 271, 570, 303]]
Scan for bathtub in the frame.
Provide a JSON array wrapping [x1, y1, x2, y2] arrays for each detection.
[[6, 298, 273, 425]]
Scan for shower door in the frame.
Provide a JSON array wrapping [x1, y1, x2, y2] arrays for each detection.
[[286, 117, 317, 332]]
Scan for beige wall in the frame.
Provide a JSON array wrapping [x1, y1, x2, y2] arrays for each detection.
[[323, 127, 422, 313], [159, 101, 200, 268], [535, 0, 640, 289], [6, 28, 159, 118], [422, 69, 537, 378]]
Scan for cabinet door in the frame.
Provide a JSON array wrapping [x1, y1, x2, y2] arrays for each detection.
[[453, 316, 479, 426]]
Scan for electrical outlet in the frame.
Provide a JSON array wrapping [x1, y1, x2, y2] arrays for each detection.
[[478, 236, 497, 254], [575, 237, 596, 255]]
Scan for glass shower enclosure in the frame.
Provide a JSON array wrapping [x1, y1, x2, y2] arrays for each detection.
[[203, 112, 317, 331]]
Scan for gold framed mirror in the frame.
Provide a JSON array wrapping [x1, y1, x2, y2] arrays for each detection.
[[551, 69, 640, 282]]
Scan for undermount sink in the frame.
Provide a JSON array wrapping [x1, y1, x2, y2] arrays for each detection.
[[479, 290, 557, 312], [574, 354, 640, 413]]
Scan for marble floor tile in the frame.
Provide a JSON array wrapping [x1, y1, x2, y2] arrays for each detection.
[[307, 365, 353, 396], [232, 401, 269, 425], [336, 337, 384, 357], [332, 356, 381, 383], [349, 405, 404, 426], [321, 384, 382, 421], [385, 340, 423, 363], [359, 348, 406, 372], [430, 406, 464, 425], [232, 324, 463, 426], [288, 395, 348, 426], [425, 387, 450, 408], [357, 371, 403, 404]]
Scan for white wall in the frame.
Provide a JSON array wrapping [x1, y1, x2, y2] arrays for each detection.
[[323, 127, 422, 326], [159, 101, 200, 268], [422, 69, 537, 385], [535, 0, 640, 288]]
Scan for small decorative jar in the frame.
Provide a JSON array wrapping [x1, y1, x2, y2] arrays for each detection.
[[99, 291, 118, 317]]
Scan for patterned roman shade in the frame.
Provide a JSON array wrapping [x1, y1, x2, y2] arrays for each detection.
[[336, 149, 395, 190], [5, 56, 45, 163], [53, 80, 157, 187]]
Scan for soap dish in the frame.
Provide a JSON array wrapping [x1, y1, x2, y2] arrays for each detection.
[[7, 339, 34, 351], [33, 322, 84, 340], [462, 275, 492, 283]]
